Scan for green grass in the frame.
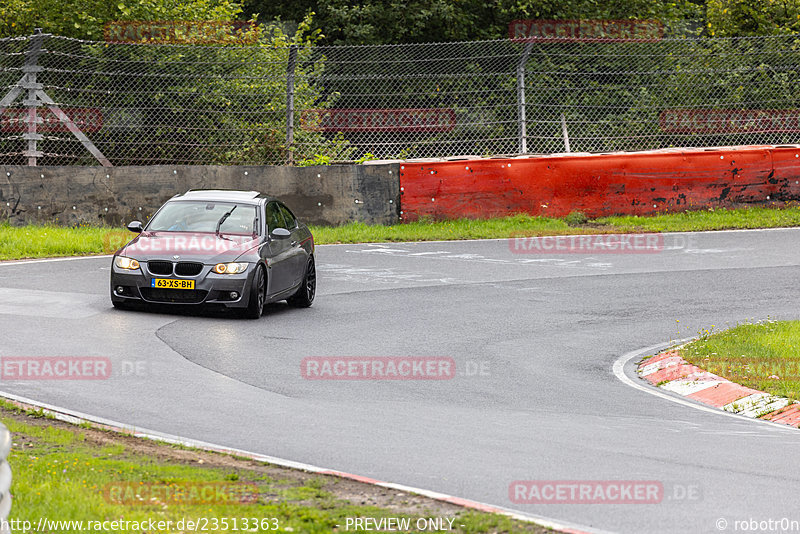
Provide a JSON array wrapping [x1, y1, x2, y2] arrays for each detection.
[[0, 224, 118, 260], [3, 206, 800, 260], [311, 207, 800, 244], [309, 214, 576, 243], [680, 320, 800, 400], [595, 206, 800, 232], [6, 409, 548, 533]]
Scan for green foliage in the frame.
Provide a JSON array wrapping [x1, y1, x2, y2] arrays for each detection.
[[707, 0, 800, 36], [518, 33, 800, 153], [297, 154, 333, 167], [0, 0, 243, 40], [681, 320, 800, 400], [8, 407, 551, 533], [3, 13, 350, 166], [294, 132, 355, 167], [355, 152, 379, 163], [0, 0, 35, 37], [194, 14, 337, 165], [242, 0, 704, 45], [5, 206, 800, 259], [564, 211, 588, 226]]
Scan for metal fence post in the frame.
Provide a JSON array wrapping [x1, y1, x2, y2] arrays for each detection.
[[285, 45, 299, 165], [23, 29, 46, 166], [516, 42, 534, 154], [1, 34, 798, 165], [0, 29, 111, 166]]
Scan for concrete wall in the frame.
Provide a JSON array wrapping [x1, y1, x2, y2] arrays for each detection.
[[0, 164, 400, 227], [4, 145, 799, 228]]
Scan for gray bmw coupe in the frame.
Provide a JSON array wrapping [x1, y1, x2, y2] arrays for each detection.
[[110, 189, 315, 318]]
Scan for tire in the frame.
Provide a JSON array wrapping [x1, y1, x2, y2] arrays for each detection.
[[244, 264, 266, 319], [287, 255, 315, 308]]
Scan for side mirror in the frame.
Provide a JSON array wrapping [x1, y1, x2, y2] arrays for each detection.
[[127, 221, 143, 233], [270, 227, 291, 239]]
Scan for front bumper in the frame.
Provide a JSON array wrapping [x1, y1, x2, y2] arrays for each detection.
[[110, 261, 255, 308]]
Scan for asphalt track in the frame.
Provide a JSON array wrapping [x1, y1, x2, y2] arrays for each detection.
[[2, 229, 800, 533]]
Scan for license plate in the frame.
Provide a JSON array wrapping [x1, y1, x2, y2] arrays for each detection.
[[151, 278, 195, 289]]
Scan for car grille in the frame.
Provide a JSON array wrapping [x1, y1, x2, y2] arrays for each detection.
[[140, 288, 207, 304], [147, 260, 173, 275], [175, 262, 203, 276]]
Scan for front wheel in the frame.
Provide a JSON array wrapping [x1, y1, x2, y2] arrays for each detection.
[[244, 265, 266, 319], [287, 256, 315, 308]]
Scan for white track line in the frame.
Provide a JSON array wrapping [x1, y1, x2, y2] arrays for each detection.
[[317, 226, 800, 246], [0, 226, 797, 265], [613, 341, 798, 431], [0, 255, 112, 266], [6, 229, 800, 531]]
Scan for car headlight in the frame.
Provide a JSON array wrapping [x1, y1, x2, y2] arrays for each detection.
[[114, 256, 140, 270], [213, 262, 248, 274]]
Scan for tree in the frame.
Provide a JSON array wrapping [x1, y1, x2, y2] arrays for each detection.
[[0, 0, 243, 40], [706, 0, 800, 36], [0, 12, 351, 166], [241, 0, 704, 45]]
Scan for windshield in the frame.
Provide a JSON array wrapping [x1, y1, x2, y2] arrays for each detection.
[[147, 201, 258, 235]]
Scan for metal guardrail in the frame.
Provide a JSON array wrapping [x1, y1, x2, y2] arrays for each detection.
[[0, 422, 11, 533]]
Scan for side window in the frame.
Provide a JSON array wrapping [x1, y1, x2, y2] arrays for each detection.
[[278, 203, 298, 229], [265, 202, 287, 232]]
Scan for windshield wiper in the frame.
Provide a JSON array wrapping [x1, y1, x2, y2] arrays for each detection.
[[215, 205, 237, 237]]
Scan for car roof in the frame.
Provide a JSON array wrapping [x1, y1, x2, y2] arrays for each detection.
[[170, 189, 273, 204]]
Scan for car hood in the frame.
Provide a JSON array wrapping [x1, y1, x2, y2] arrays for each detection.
[[120, 232, 260, 264]]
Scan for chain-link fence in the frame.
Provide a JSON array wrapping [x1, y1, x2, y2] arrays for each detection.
[[2, 32, 800, 166]]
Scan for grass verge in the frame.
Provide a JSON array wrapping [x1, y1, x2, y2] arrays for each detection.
[[0, 225, 117, 261], [313, 206, 800, 243], [680, 320, 800, 400], [2, 401, 548, 533], [3, 205, 800, 260]]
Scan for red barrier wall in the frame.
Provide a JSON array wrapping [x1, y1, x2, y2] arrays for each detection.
[[398, 146, 800, 221]]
